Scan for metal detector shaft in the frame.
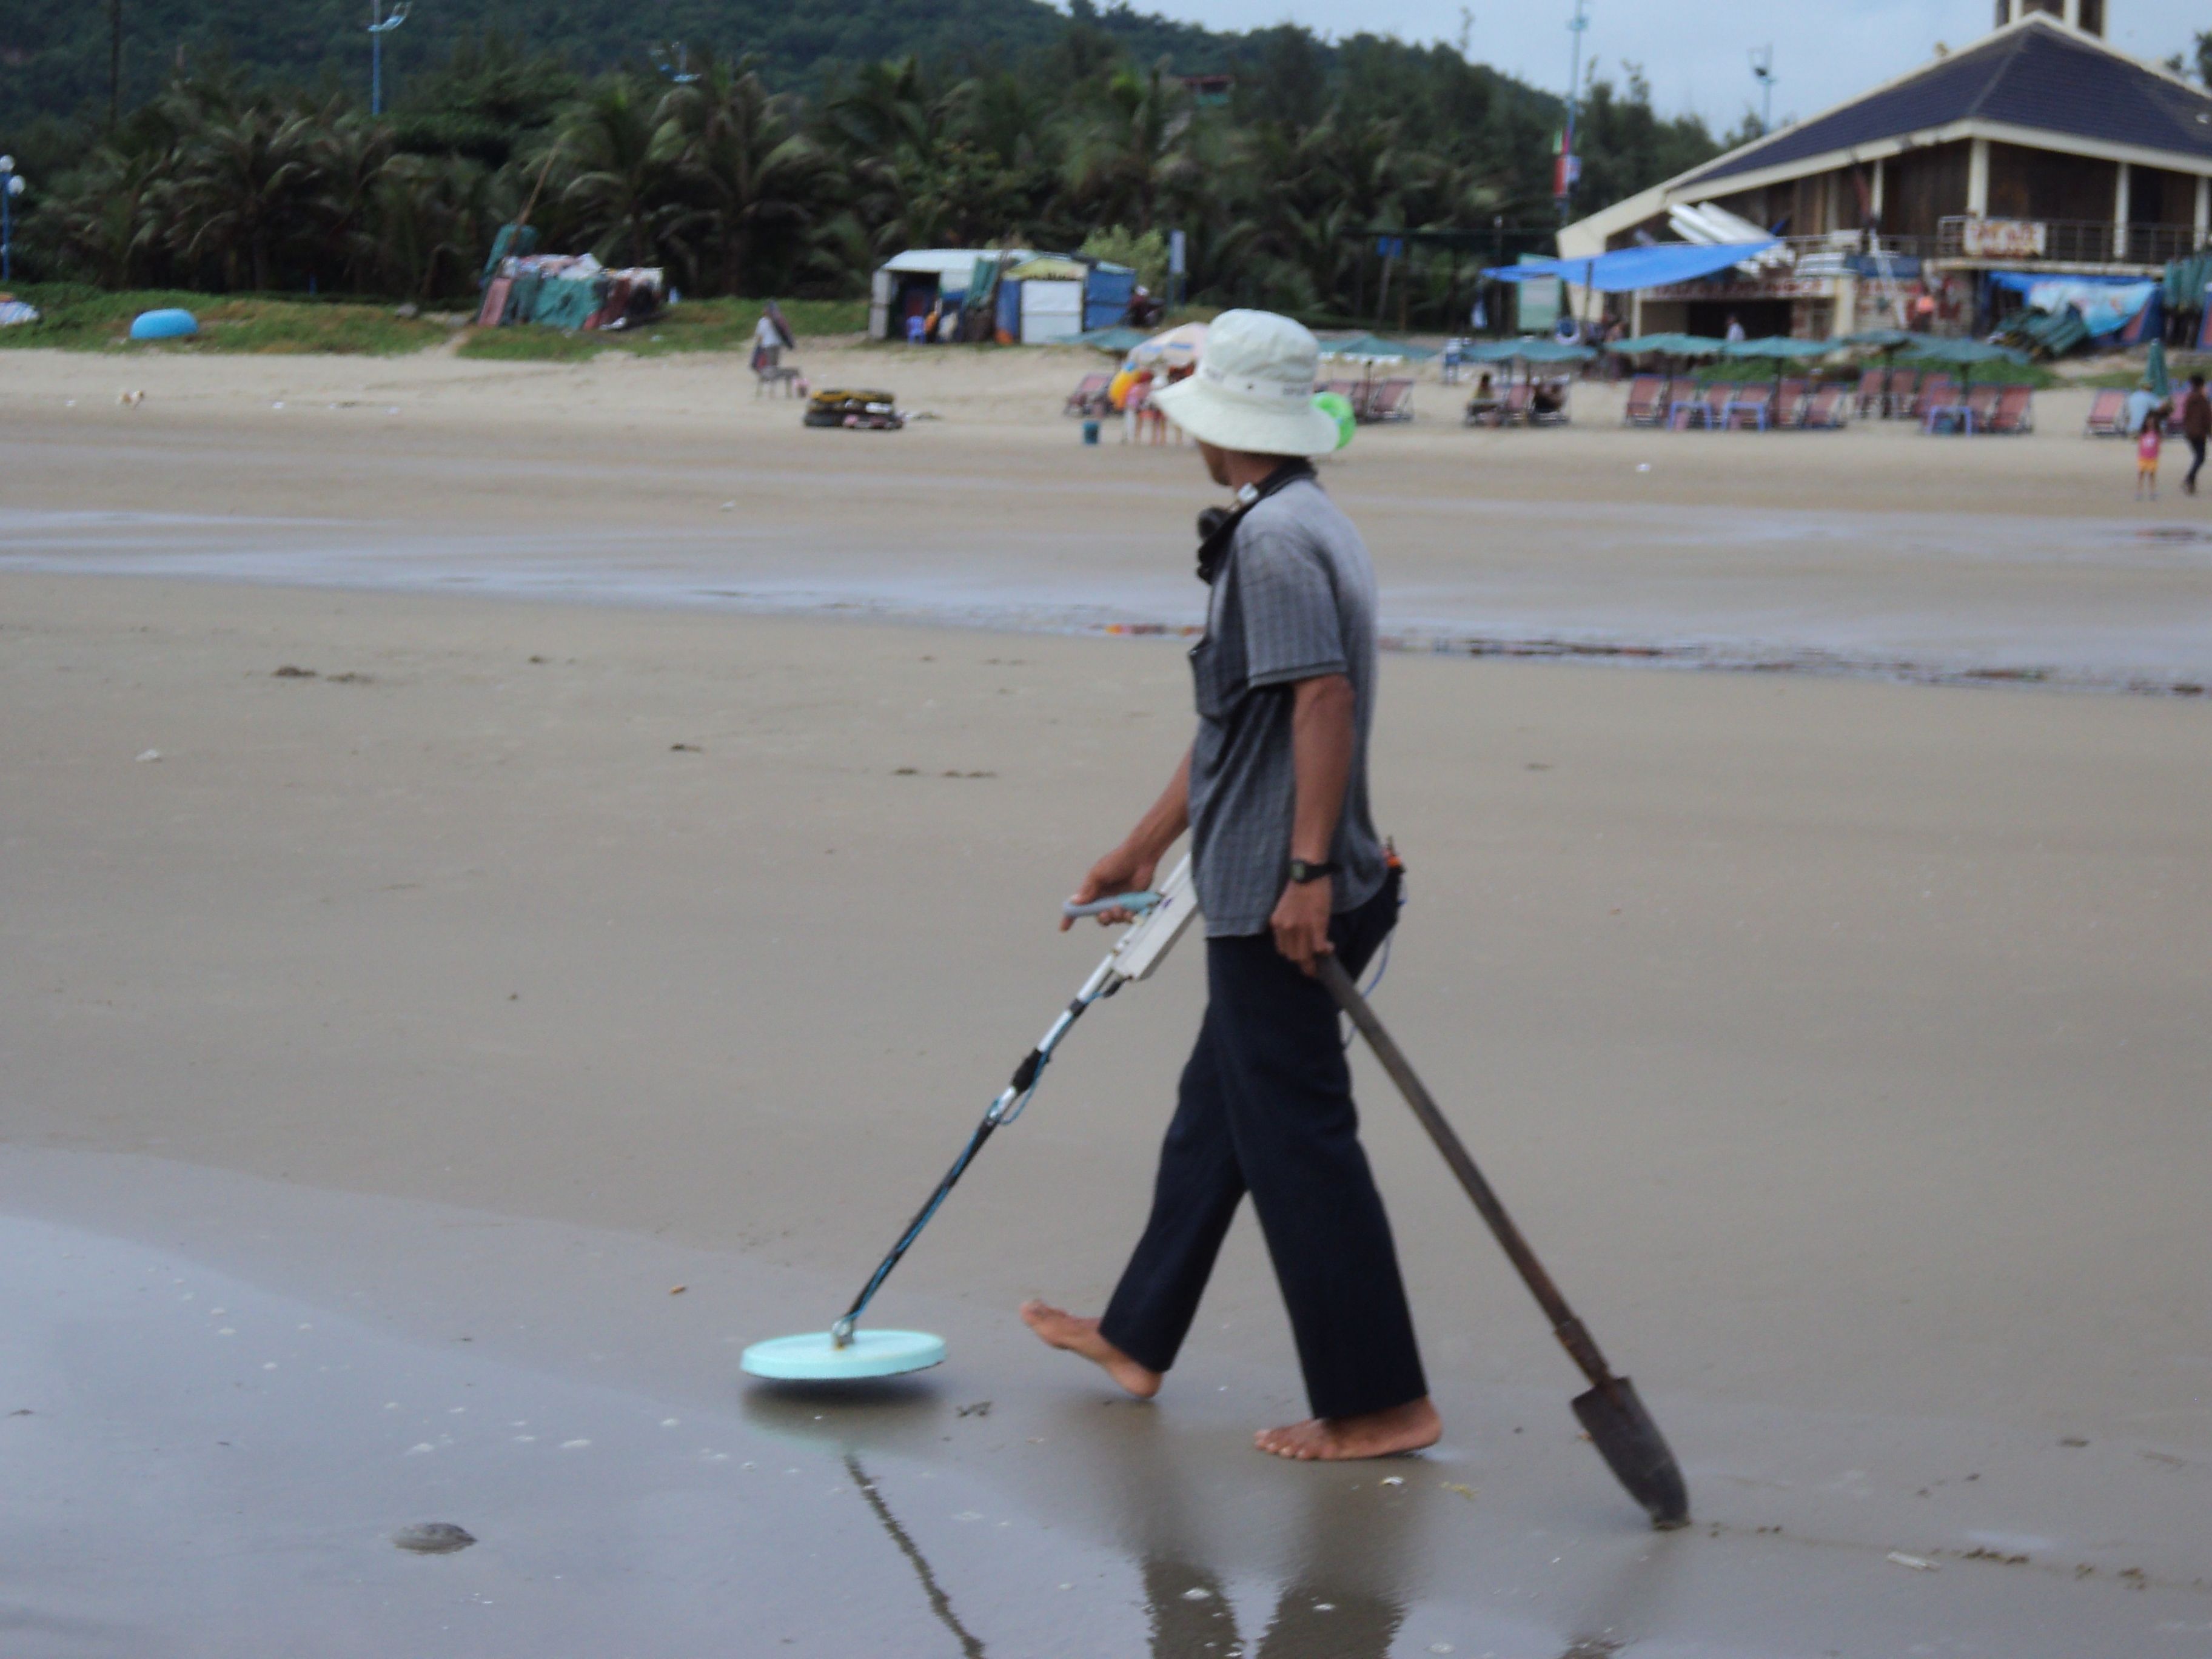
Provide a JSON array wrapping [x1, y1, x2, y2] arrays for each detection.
[[830, 956, 1117, 1346], [829, 859, 1201, 1347]]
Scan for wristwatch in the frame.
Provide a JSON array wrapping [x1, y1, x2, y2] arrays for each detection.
[[1287, 858, 1339, 885]]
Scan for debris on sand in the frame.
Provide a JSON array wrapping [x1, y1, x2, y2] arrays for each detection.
[[273, 665, 318, 679], [392, 1522, 475, 1555], [135, 749, 161, 763], [1886, 1551, 1937, 1572]]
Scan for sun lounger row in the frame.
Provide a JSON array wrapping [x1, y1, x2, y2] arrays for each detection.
[[1626, 376, 1849, 431], [1318, 378, 1415, 423], [1466, 381, 1572, 427], [1917, 382, 2035, 434]]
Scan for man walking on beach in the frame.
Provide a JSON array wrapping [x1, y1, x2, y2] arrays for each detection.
[[1021, 310, 1439, 1463], [2181, 374, 2210, 497]]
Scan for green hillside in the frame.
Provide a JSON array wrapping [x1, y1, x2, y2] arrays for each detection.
[[8, 0, 1228, 121]]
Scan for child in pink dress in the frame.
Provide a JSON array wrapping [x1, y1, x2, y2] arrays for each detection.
[[2137, 418, 2163, 500]]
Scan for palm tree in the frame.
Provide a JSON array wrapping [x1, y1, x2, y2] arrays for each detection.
[[556, 76, 677, 269], [1061, 61, 1198, 232], [657, 54, 832, 297], [164, 100, 320, 290]]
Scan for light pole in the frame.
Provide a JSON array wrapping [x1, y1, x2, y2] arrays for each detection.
[[1749, 45, 1776, 136], [1557, 0, 1590, 225], [367, 2, 409, 117], [0, 156, 25, 285]]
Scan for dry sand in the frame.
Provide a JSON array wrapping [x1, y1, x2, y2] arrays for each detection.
[[2, 342, 2210, 1655]]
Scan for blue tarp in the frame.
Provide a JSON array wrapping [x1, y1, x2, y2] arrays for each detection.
[[1483, 241, 1780, 293], [1988, 271, 2159, 341]]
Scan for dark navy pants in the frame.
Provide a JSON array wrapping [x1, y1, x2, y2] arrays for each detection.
[[1099, 873, 1428, 1420]]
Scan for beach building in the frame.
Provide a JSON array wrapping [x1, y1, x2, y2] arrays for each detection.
[[868, 249, 1138, 344], [1558, 3, 2212, 339]]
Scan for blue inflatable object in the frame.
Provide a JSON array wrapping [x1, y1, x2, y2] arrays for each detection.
[[129, 308, 199, 341]]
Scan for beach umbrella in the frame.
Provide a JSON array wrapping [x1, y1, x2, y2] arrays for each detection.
[[2146, 338, 2171, 398], [1898, 337, 2028, 366], [1721, 336, 1832, 360], [1318, 332, 1442, 364], [1064, 324, 1151, 353], [1131, 321, 1208, 367], [1463, 337, 1594, 364]]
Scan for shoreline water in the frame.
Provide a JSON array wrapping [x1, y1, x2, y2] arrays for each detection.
[[7, 502, 2211, 699]]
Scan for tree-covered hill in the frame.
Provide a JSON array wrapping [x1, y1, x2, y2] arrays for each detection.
[[1, 1, 1730, 325], [12, 0, 1233, 122]]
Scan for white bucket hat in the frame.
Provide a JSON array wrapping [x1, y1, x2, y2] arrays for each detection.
[[1148, 310, 1342, 457]]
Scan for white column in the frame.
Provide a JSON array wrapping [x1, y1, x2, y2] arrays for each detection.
[[2063, 0, 2081, 27], [1967, 138, 1991, 217], [2114, 159, 2131, 262], [1871, 156, 1886, 224]]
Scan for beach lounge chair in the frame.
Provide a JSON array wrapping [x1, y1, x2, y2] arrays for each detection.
[[1962, 384, 2003, 432], [1854, 367, 1886, 417], [1723, 384, 1774, 430], [1986, 385, 2035, 434], [1366, 378, 1416, 422], [2083, 389, 2127, 436], [1799, 384, 1849, 429], [1774, 378, 1812, 427], [1530, 380, 1571, 426], [1623, 374, 1666, 426], [1063, 372, 1110, 416], [1496, 383, 1535, 426], [1915, 376, 1961, 431], [1886, 367, 1920, 417]]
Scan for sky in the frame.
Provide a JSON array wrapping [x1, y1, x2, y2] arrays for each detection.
[[1130, 1, 2205, 131]]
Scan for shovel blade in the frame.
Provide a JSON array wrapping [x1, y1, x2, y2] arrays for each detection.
[[1572, 1376, 1691, 1530]]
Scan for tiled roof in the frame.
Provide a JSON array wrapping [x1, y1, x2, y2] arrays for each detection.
[[1684, 20, 2212, 187]]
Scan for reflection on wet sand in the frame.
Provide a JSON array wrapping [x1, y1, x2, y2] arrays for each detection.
[[1102, 1401, 1415, 1659], [845, 1452, 988, 1659], [1141, 1553, 1403, 1659]]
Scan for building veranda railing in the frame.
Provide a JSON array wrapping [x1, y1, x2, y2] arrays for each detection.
[[1936, 215, 2208, 267]]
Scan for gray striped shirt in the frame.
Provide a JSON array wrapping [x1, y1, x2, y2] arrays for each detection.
[[1187, 477, 1386, 937]]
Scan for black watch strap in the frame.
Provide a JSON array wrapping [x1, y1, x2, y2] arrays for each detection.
[[1287, 858, 1339, 884]]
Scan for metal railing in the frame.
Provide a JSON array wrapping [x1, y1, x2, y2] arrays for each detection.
[[1936, 216, 2206, 266]]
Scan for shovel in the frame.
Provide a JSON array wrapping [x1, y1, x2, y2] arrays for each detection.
[[1317, 955, 1690, 1530]]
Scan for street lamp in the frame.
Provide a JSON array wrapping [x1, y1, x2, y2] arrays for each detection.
[[1749, 45, 1777, 137], [0, 156, 25, 286], [1557, 0, 1590, 225], [367, 2, 410, 117]]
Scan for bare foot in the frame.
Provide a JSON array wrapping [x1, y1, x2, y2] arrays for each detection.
[[1019, 1300, 1162, 1399], [1254, 1397, 1441, 1461]]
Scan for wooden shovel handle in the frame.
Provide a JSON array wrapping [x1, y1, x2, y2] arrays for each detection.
[[1318, 954, 1618, 1392]]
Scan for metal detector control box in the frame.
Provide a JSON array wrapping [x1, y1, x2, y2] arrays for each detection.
[[1108, 856, 1201, 983]]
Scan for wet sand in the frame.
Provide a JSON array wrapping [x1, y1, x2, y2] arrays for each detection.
[[3, 347, 2211, 1654], [5, 342, 2212, 690]]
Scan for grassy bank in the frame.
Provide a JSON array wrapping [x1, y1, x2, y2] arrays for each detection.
[[0, 286, 869, 357], [0, 286, 457, 354], [452, 297, 868, 361]]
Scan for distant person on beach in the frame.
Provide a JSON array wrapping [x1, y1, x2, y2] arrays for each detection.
[[1724, 313, 1746, 343], [751, 309, 781, 375], [2137, 411, 2163, 501], [2182, 374, 2210, 496], [1022, 309, 1439, 1463]]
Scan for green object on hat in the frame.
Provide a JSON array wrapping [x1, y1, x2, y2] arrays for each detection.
[[1314, 391, 1356, 451]]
